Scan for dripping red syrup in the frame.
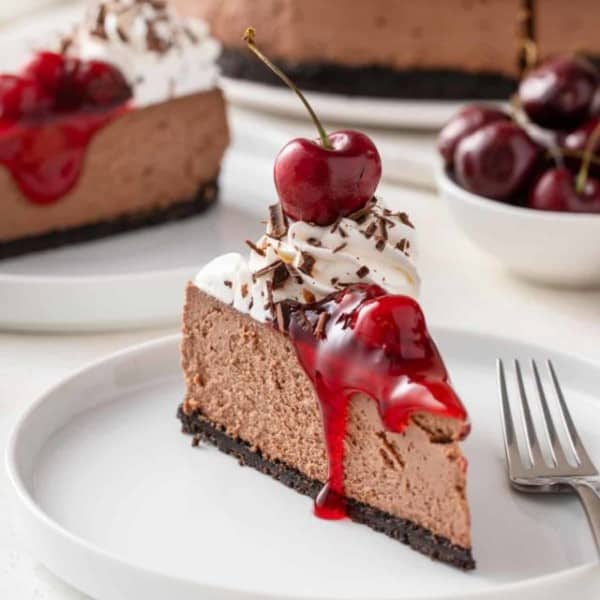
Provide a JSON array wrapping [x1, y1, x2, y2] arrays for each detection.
[[0, 51, 132, 204], [280, 284, 469, 520]]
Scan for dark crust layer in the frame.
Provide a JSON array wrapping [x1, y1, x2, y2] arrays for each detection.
[[178, 405, 475, 570], [0, 179, 218, 260], [219, 47, 515, 100]]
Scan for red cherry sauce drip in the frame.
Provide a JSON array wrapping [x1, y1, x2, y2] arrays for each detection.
[[285, 284, 469, 520], [0, 52, 132, 204]]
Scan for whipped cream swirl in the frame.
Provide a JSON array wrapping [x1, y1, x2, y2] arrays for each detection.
[[61, 0, 219, 107], [196, 198, 420, 323]]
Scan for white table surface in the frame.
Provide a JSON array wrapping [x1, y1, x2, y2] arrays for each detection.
[[1, 3, 600, 599]]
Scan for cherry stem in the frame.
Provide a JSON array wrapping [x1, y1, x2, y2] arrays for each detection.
[[575, 122, 600, 193], [243, 27, 332, 150], [556, 148, 600, 167]]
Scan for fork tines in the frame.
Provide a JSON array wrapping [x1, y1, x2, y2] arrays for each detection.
[[497, 359, 597, 479]]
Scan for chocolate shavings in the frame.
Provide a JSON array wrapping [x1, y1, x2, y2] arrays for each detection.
[[271, 262, 290, 290], [267, 203, 288, 239], [245, 240, 266, 257], [298, 252, 316, 276]]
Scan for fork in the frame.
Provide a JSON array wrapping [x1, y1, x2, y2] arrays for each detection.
[[498, 359, 600, 554]]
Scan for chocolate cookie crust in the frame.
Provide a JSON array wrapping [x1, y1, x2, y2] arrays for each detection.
[[0, 179, 218, 260], [219, 47, 516, 100], [178, 405, 476, 570]]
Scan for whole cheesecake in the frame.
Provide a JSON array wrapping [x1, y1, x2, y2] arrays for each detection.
[[172, 0, 600, 100], [173, 0, 522, 99], [0, 0, 229, 259]]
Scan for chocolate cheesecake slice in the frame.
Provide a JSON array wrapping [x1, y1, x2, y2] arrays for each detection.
[[0, 0, 228, 260], [179, 195, 474, 569]]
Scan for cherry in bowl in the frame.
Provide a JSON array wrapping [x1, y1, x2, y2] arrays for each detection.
[[438, 105, 509, 168], [529, 167, 600, 213], [453, 121, 540, 201], [519, 56, 599, 130]]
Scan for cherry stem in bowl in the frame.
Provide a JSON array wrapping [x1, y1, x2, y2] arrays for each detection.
[[576, 122, 600, 193], [243, 27, 332, 150]]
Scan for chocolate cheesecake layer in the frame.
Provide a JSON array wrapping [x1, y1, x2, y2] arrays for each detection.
[[0, 90, 228, 253], [181, 286, 473, 564], [174, 0, 522, 99], [219, 48, 516, 100], [178, 406, 475, 570], [535, 0, 600, 63], [0, 179, 217, 260]]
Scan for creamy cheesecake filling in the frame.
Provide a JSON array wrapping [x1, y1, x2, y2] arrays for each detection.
[[195, 197, 420, 322], [61, 0, 220, 108], [173, 0, 522, 76]]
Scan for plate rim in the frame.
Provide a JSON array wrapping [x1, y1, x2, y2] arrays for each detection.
[[5, 329, 600, 600], [220, 76, 494, 131]]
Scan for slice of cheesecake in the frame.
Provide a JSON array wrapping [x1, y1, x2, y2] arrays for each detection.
[[179, 198, 474, 569], [0, 0, 229, 259]]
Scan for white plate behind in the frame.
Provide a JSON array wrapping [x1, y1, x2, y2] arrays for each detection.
[[6, 331, 600, 600], [0, 151, 267, 332], [222, 77, 472, 131]]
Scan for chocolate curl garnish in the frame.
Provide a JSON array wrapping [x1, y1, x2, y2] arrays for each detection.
[[267, 203, 288, 239], [245, 239, 266, 256], [397, 212, 414, 229], [271, 262, 290, 290], [298, 252, 316, 276], [254, 259, 284, 279]]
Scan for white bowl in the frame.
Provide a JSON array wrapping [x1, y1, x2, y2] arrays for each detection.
[[435, 166, 600, 288]]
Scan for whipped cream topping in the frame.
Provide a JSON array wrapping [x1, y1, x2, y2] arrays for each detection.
[[196, 198, 420, 323], [61, 0, 219, 107]]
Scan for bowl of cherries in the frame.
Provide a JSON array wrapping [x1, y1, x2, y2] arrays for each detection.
[[436, 55, 600, 288]]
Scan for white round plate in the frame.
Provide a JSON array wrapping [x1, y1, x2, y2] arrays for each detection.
[[6, 331, 600, 600], [0, 151, 267, 332], [222, 77, 470, 131]]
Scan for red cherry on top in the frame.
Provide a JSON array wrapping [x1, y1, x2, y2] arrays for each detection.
[[454, 121, 540, 200], [438, 105, 509, 167], [529, 167, 600, 213], [274, 130, 381, 225], [519, 56, 599, 130], [244, 27, 381, 225]]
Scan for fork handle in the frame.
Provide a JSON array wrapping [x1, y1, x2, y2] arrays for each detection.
[[570, 480, 600, 554]]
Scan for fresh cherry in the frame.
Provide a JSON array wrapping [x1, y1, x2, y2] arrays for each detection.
[[244, 27, 381, 225], [0, 75, 52, 120], [528, 167, 600, 213], [454, 121, 540, 200], [437, 105, 509, 167], [561, 117, 600, 176], [274, 131, 381, 225], [519, 56, 599, 130]]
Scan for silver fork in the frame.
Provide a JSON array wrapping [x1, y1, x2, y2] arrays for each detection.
[[498, 359, 600, 554]]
